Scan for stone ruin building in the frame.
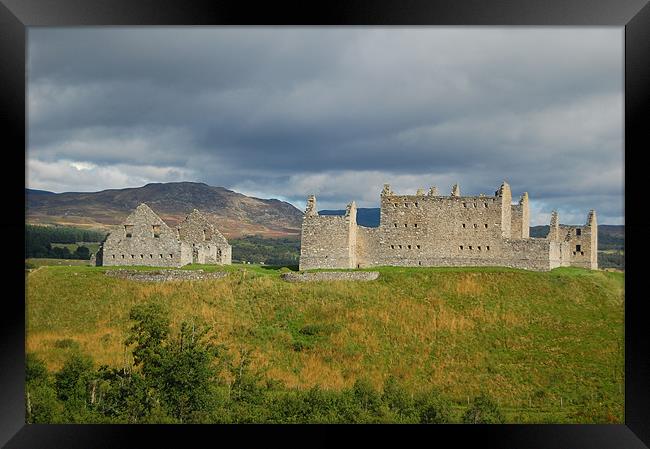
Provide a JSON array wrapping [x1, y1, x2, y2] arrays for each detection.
[[299, 182, 597, 272], [96, 203, 232, 267]]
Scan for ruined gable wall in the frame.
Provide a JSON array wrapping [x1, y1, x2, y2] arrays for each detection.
[[521, 196, 530, 239], [347, 204, 358, 269], [178, 211, 232, 265], [299, 215, 353, 270], [499, 185, 512, 238], [561, 225, 596, 269], [102, 206, 183, 267], [511, 205, 523, 239]]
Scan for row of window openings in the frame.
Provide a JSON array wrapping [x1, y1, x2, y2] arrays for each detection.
[[392, 223, 489, 229], [125, 225, 160, 238], [392, 201, 493, 208], [459, 245, 490, 251], [390, 244, 421, 250], [125, 225, 211, 240], [111, 253, 174, 259]]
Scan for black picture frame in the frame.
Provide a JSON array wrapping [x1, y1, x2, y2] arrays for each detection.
[[2, 0, 648, 447]]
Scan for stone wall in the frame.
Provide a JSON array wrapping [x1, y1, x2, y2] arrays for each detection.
[[101, 204, 185, 267], [355, 226, 381, 268], [282, 271, 379, 282], [299, 196, 357, 270], [299, 215, 353, 270], [373, 182, 514, 268], [558, 210, 598, 270], [510, 193, 529, 239], [298, 182, 598, 272], [105, 269, 229, 282], [100, 203, 232, 268], [178, 209, 232, 264]]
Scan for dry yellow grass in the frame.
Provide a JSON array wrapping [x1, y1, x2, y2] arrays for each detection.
[[26, 264, 624, 421]]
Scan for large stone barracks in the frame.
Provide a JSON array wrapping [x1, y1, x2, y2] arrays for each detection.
[[299, 182, 597, 272]]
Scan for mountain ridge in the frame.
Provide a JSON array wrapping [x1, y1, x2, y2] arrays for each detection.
[[26, 182, 303, 238]]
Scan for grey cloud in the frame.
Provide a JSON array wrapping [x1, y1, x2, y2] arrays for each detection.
[[27, 27, 624, 224]]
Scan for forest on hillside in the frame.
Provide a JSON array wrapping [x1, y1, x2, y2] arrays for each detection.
[[25, 225, 107, 260]]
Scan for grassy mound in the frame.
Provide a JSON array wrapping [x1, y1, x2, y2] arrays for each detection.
[[26, 264, 624, 423]]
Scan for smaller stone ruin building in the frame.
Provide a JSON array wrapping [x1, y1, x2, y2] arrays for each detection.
[[299, 182, 597, 272], [96, 203, 231, 267]]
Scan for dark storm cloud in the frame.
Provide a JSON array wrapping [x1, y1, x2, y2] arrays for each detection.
[[27, 27, 623, 224]]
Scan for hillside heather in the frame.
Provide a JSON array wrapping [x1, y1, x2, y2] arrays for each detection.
[[26, 264, 624, 423], [26, 182, 303, 238]]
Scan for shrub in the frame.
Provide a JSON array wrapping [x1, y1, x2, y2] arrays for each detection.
[[382, 376, 416, 421], [462, 393, 505, 424], [417, 391, 452, 424]]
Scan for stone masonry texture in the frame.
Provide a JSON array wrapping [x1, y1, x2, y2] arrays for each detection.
[[281, 271, 380, 282], [299, 183, 597, 272], [98, 203, 232, 267]]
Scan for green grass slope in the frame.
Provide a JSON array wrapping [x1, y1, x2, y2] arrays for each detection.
[[26, 264, 624, 423]]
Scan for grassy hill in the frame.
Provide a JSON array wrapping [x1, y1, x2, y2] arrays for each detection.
[[26, 264, 624, 423]]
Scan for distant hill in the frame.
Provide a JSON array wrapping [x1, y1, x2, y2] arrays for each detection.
[[26, 189, 55, 196], [26, 182, 303, 238], [319, 208, 381, 227], [319, 207, 623, 251]]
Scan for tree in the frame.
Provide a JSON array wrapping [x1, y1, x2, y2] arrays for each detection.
[[417, 391, 452, 424], [382, 376, 416, 421], [74, 246, 91, 260], [157, 321, 220, 422], [125, 301, 224, 423], [125, 301, 170, 379], [26, 354, 63, 423], [462, 393, 505, 424], [54, 352, 94, 403]]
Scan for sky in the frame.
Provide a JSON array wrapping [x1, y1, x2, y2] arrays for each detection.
[[27, 27, 624, 225]]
